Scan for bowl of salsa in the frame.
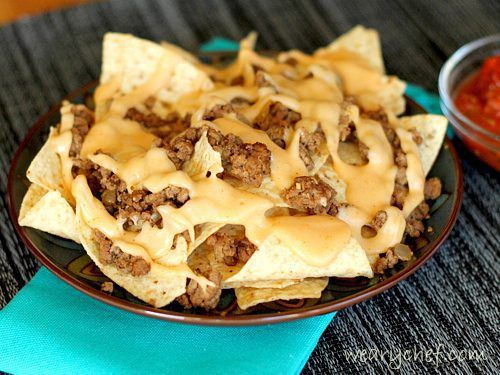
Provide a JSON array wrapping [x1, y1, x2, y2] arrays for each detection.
[[439, 35, 500, 170]]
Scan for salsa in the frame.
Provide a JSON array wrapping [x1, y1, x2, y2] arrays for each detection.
[[454, 55, 500, 170], [455, 56, 500, 134]]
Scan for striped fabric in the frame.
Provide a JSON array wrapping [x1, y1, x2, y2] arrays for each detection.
[[0, 1, 498, 373]]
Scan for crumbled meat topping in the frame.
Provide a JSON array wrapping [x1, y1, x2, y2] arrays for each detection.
[[371, 210, 388, 229], [364, 109, 409, 209], [94, 230, 150, 276], [255, 70, 273, 87], [72, 159, 127, 197], [254, 102, 302, 148], [156, 127, 199, 169], [364, 108, 442, 240], [157, 126, 271, 186], [373, 248, 399, 274], [299, 129, 325, 171], [230, 75, 244, 86], [373, 244, 413, 274], [339, 112, 355, 142], [212, 132, 271, 187], [100, 281, 114, 293], [424, 177, 442, 200], [112, 186, 189, 231], [206, 227, 257, 266], [69, 105, 94, 157], [405, 201, 430, 238], [176, 268, 222, 310], [361, 210, 388, 238], [73, 159, 189, 230], [125, 108, 191, 139], [203, 104, 235, 121], [282, 176, 339, 215]]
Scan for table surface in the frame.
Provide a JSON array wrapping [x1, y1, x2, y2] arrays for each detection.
[[0, 0, 498, 373]]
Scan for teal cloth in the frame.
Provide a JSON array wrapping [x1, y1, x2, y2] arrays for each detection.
[[0, 38, 447, 375], [0, 268, 333, 375]]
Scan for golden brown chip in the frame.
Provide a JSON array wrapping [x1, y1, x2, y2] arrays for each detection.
[[235, 277, 328, 310]]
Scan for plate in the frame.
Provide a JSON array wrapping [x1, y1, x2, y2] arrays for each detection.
[[7, 81, 463, 326]]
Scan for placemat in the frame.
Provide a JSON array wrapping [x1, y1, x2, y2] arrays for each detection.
[[0, 1, 498, 373]]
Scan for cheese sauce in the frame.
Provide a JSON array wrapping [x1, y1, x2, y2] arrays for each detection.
[[68, 39, 425, 271]]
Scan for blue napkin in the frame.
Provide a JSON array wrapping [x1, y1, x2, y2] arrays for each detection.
[[0, 38, 447, 375]]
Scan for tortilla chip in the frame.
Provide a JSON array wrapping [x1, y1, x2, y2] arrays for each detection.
[[324, 25, 385, 74], [189, 223, 225, 255], [187, 242, 304, 289], [100, 33, 214, 104], [235, 278, 328, 310], [228, 176, 287, 207], [155, 235, 189, 267], [317, 162, 347, 202], [356, 76, 406, 116], [19, 184, 80, 243], [161, 42, 200, 65], [26, 127, 64, 193], [225, 236, 372, 283], [224, 278, 301, 290], [76, 208, 186, 308], [398, 115, 448, 175], [183, 131, 223, 179]]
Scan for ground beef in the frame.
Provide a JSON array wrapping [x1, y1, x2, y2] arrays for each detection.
[[73, 159, 189, 230], [363, 108, 398, 145], [371, 210, 388, 229], [125, 108, 191, 139], [158, 126, 272, 186], [94, 230, 150, 276], [373, 244, 413, 274], [69, 105, 94, 157], [72, 159, 127, 198], [100, 281, 114, 293], [156, 127, 199, 169], [206, 227, 257, 266], [230, 75, 244, 86], [358, 139, 370, 161], [361, 210, 388, 238], [373, 248, 400, 274], [282, 176, 339, 215], [255, 71, 273, 88], [405, 201, 430, 238], [424, 177, 442, 200], [299, 129, 325, 171], [394, 149, 408, 185], [109, 186, 190, 231], [364, 109, 411, 210], [203, 104, 235, 121], [176, 268, 222, 310], [254, 102, 302, 148], [217, 135, 271, 186], [400, 177, 441, 238], [339, 113, 355, 142]]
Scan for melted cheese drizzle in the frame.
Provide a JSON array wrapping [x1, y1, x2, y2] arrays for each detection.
[[73, 170, 351, 268], [65, 38, 428, 271], [396, 128, 425, 216], [211, 117, 307, 189]]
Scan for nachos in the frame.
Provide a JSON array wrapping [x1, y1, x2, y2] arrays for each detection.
[[20, 26, 447, 310]]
